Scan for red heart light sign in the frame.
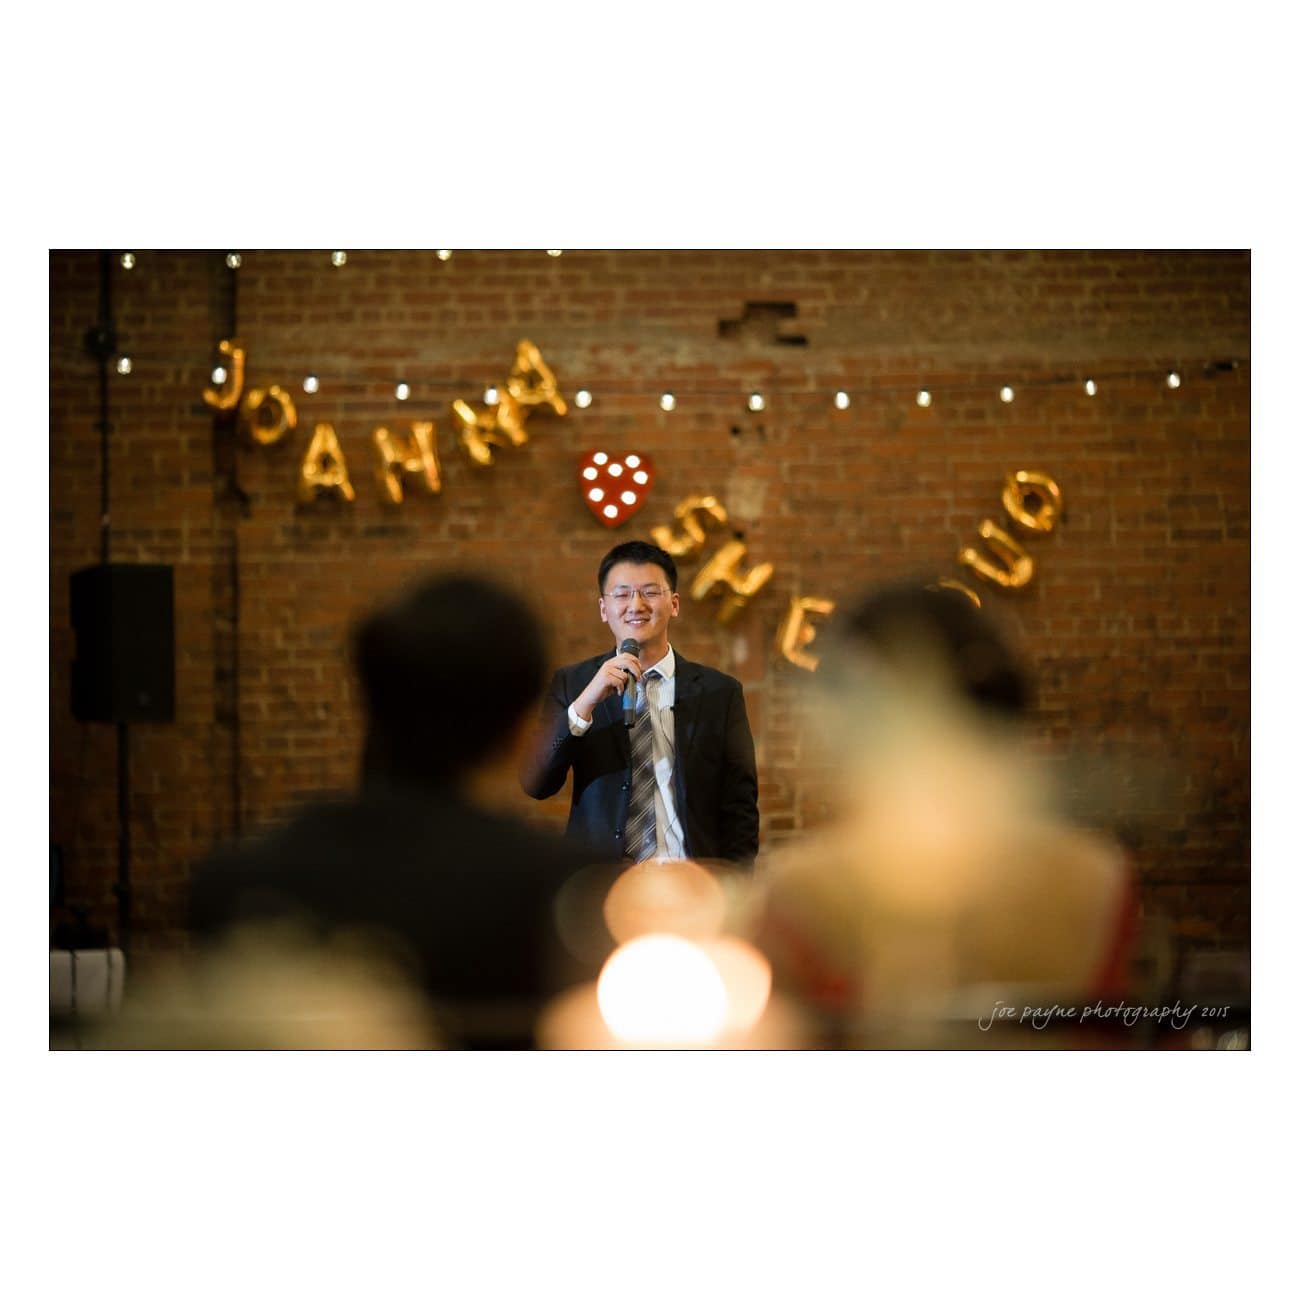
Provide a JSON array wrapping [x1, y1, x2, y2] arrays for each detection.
[[578, 450, 655, 528]]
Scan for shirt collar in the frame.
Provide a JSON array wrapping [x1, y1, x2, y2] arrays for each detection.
[[642, 644, 676, 678]]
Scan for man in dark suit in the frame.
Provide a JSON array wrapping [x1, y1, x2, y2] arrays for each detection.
[[189, 573, 602, 1048], [520, 540, 759, 867]]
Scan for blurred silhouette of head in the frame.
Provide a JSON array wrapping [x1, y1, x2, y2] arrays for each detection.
[[820, 582, 1030, 720], [354, 573, 547, 787]]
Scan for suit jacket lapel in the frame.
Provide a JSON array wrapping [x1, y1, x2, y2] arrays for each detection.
[[671, 654, 702, 793]]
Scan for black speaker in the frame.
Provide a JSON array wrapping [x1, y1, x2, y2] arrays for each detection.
[[70, 564, 175, 723]]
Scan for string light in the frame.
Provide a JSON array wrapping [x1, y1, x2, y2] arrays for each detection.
[[999, 386, 1015, 403], [225, 253, 242, 269], [120, 253, 135, 270], [660, 393, 676, 411], [834, 391, 850, 410], [748, 393, 765, 412], [211, 366, 228, 385], [116, 356, 132, 375], [1084, 378, 1098, 396], [547, 250, 563, 257], [303, 374, 319, 394], [916, 389, 932, 407], [1166, 371, 1182, 389], [575, 389, 592, 408], [331, 251, 347, 267], [484, 386, 499, 404], [436, 250, 453, 261], [395, 381, 411, 401]]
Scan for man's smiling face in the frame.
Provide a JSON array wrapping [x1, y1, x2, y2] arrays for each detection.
[[598, 561, 680, 659]]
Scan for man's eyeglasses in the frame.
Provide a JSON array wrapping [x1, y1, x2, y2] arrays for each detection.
[[604, 585, 671, 603]]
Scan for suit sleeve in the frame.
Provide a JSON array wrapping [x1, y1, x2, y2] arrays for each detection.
[[519, 668, 581, 799], [720, 680, 760, 864]]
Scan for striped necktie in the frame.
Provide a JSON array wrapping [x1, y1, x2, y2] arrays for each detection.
[[623, 669, 660, 862]]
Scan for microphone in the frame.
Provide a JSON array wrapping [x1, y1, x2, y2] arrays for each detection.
[[619, 637, 640, 727]]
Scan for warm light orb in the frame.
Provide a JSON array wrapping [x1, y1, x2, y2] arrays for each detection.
[[603, 859, 727, 944], [748, 393, 765, 412], [436, 250, 453, 261], [916, 389, 932, 407], [575, 389, 592, 408], [1166, 371, 1182, 389], [999, 386, 1015, 403], [660, 393, 676, 411], [120, 253, 135, 269], [547, 249, 563, 257], [1084, 378, 1097, 396], [211, 366, 228, 385], [484, 386, 499, 405], [303, 374, 319, 394], [116, 356, 132, 375], [597, 935, 728, 1045], [225, 253, 242, 269], [834, 391, 850, 410], [395, 382, 411, 401], [331, 250, 347, 267]]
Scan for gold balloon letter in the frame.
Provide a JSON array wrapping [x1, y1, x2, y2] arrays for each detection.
[[374, 421, 442, 503], [927, 578, 983, 608], [298, 423, 356, 504], [650, 495, 729, 558], [1002, 470, 1063, 534], [776, 596, 836, 671], [690, 540, 775, 624], [240, 385, 298, 446], [958, 520, 1034, 589], [507, 339, 568, 416], [452, 394, 529, 467], [203, 339, 246, 412]]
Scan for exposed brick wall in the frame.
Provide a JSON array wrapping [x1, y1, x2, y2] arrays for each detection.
[[49, 250, 1249, 951]]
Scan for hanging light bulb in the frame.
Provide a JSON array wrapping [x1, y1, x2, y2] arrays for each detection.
[[211, 366, 228, 385], [303, 374, 319, 394], [660, 393, 676, 411], [395, 381, 411, 401], [916, 389, 932, 408], [1166, 371, 1182, 389], [436, 250, 452, 261], [834, 391, 850, 410], [1084, 378, 1098, 396], [484, 386, 499, 405], [748, 393, 765, 412], [120, 252, 135, 270], [999, 386, 1015, 403], [116, 356, 132, 375], [225, 253, 242, 269], [331, 250, 347, 267], [575, 389, 592, 408]]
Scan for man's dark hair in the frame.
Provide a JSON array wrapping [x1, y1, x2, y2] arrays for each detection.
[[823, 582, 1030, 719], [597, 540, 678, 594], [354, 573, 547, 785]]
